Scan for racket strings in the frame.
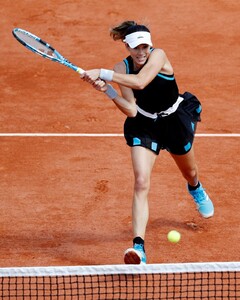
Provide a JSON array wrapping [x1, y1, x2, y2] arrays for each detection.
[[13, 28, 84, 73], [15, 31, 58, 59]]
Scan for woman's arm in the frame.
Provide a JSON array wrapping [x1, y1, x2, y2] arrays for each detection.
[[113, 49, 167, 89], [83, 49, 170, 90], [82, 63, 137, 117], [111, 61, 137, 117]]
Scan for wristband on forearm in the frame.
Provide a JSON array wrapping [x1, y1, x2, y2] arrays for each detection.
[[100, 69, 114, 81], [104, 84, 118, 100]]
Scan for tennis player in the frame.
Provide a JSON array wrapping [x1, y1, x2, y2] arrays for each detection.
[[81, 20, 214, 264]]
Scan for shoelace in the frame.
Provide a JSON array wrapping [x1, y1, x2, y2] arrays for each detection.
[[134, 244, 144, 251], [193, 189, 208, 204]]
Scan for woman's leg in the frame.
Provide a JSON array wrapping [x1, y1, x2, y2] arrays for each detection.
[[124, 146, 157, 264], [131, 146, 157, 239], [170, 146, 198, 186], [170, 146, 214, 218]]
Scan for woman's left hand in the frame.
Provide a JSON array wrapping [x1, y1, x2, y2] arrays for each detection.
[[92, 79, 108, 92]]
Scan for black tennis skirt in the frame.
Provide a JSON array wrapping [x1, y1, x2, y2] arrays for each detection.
[[124, 92, 202, 155]]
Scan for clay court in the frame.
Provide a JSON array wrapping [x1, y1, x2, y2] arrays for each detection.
[[1, 0, 239, 268]]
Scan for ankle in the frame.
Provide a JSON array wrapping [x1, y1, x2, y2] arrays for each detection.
[[188, 181, 200, 191], [133, 237, 145, 252]]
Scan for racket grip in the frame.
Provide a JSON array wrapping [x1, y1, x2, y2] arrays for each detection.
[[76, 68, 85, 75]]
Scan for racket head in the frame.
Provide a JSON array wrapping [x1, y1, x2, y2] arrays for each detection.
[[12, 28, 85, 74], [12, 28, 64, 62]]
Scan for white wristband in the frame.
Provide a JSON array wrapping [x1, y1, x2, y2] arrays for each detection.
[[104, 84, 118, 100], [100, 69, 114, 81]]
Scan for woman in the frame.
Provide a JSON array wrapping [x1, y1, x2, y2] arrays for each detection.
[[82, 20, 214, 264]]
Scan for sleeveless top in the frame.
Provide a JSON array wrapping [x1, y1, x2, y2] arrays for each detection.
[[123, 51, 179, 113]]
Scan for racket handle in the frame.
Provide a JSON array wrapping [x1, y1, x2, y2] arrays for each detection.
[[76, 67, 85, 75]]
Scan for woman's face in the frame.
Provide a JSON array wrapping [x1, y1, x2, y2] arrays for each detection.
[[127, 44, 151, 68]]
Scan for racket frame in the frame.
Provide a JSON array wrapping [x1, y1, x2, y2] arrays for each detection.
[[12, 28, 84, 74]]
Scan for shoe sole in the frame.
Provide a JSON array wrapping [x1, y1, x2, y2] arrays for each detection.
[[124, 248, 141, 264], [200, 211, 214, 218], [198, 198, 214, 218]]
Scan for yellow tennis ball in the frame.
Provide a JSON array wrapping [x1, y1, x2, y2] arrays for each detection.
[[167, 230, 181, 243]]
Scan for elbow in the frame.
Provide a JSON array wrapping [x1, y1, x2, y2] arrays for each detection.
[[134, 83, 146, 90], [135, 84, 145, 90], [134, 78, 146, 90], [127, 106, 138, 118], [128, 111, 137, 118]]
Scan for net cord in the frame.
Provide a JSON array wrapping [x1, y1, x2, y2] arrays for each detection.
[[0, 262, 239, 278]]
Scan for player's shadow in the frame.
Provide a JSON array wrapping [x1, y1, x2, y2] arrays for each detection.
[[148, 217, 204, 232]]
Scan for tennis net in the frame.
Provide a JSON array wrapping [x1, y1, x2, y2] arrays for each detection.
[[0, 262, 239, 299]]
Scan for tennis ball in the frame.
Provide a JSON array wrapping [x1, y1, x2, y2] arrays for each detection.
[[167, 230, 181, 243]]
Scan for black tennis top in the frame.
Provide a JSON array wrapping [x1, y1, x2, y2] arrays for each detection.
[[123, 52, 179, 113]]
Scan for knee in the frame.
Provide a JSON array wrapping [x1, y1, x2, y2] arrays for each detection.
[[183, 166, 198, 181], [134, 175, 150, 193]]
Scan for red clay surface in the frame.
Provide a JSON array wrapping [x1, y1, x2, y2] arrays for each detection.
[[1, 0, 239, 267]]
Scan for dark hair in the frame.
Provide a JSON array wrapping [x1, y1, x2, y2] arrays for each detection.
[[110, 21, 150, 41]]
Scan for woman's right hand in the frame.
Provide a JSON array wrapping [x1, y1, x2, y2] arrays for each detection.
[[82, 69, 100, 83]]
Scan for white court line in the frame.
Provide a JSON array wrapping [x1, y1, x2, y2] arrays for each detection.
[[0, 133, 239, 137]]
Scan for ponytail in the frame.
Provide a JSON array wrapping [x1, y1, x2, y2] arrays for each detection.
[[110, 20, 137, 41]]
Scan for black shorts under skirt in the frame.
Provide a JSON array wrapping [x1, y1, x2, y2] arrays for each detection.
[[124, 92, 202, 155]]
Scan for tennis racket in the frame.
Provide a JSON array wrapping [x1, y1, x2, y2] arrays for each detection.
[[12, 28, 85, 75]]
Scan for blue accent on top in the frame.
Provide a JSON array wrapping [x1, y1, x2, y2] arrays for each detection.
[[157, 73, 175, 81], [124, 50, 174, 81], [123, 58, 130, 74], [151, 49, 175, 81]]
